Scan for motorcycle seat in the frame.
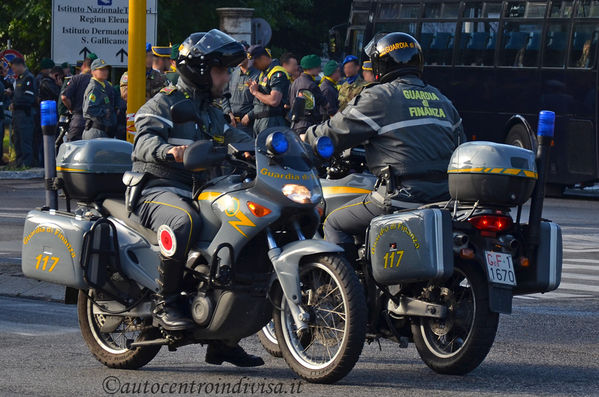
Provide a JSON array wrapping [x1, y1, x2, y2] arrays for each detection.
[[102, 198, 158, 245]]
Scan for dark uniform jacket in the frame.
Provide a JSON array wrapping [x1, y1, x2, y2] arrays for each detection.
[[305, 75, 466, 202], [319, 76, 339, 117], [63, 73, 92, 114], [221, 65, 259, 118], [39, 75, 61, 102], [132, 78, 252, 189], [247, 61, 289, 122], [12, 69, 36, 113], [289, 72, 328, 133]]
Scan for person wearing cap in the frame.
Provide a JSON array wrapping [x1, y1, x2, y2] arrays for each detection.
[[165, 43, 180, 85], [82, 59, 117, 139], [61, 55, 95, 141], [362, 60, 376, 82], [242, 45, 290, 135], [152, 45, 172, 73], [220, 41, 259, 134], [289, 54, 328, 134], [8, 57, 36, 167], [338, 55, 366, 112], [320, 60, 341, 118], [120, 43, 166, 101]]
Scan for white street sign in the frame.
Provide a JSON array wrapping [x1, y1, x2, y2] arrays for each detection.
[[51, 0, 157, 67]]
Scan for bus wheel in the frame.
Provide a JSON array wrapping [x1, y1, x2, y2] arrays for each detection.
[[505, 124, 534, 150]]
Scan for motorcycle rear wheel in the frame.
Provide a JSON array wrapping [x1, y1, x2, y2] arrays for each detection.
[[77, 289, 161, 369], [273, 254, 366, 384], [411, 261, 499, 375]]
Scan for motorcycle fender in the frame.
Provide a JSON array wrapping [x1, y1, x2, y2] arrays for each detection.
[[269, 239, 344, 309], [488, 284, 513, 314]]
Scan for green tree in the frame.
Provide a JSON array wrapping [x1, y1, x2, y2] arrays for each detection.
[[0, 0, 52, 72]]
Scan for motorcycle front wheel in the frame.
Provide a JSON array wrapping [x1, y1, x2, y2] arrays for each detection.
[[77, 289, 161, 369], [411, 261, 499, 375], [258, 320, 282, 358], [273, 254, 366, 384]]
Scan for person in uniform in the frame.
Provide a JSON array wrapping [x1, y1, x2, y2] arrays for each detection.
[[304, 32, 466, 260], [39, 66, 63, 102], [289, 54, 328, 134], [131, 30, 262, 367], [338, 55, 367, 112], [152, 45, 172, 73], [221, 41, 258, 135], [120, 43, 166, 102], [319, 60, 341, 119], [61, 55, 96, 141], [8, 57, 36, 167], [280, 52, 300, 82], [241, 45, 290, 136], [82, 59, 117, 139], [0, 68, 6, 166], [362, 60, 376, 82], [165, 43, 180, 86]]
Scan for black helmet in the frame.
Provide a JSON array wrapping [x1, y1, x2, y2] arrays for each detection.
[[364, 32, 423, 82], [177, 29, 245, 89]]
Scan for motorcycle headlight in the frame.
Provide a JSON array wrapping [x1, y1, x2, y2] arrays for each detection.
[[282, 184, 312, 204]]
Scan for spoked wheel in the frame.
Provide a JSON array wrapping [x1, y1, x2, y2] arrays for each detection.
[[258, 320, 282, 358], [77, 289, 161, 369], [273, 254, 366, 384], [411, 261, 499, 375]]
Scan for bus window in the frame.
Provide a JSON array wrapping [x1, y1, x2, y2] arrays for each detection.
[[505, 1, 546, 18], [544, 24, 569, 67], [375, 22, 418, 36], [458, 21, 499, 65], [499, 23, 543, 66], [378, 3, 401, 19], [485, 2, 502, 17], [463, 2, 484, 18], [422, 22, 457, 65], [550, 1, 574, 17], [400, 3, 422, 18], [570, 24, 599, 68], [576, 0, 599, 17]]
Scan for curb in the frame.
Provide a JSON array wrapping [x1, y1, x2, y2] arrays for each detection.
[[0, 168, 45, 180]]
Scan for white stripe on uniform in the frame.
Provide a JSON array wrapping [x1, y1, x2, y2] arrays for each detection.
[[134, 113, 174, 128]]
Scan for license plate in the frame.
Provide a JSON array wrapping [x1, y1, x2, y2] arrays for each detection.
[[484, 251, 517, 286]]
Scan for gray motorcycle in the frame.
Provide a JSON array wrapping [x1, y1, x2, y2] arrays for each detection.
[[21, 100, 367, 384]]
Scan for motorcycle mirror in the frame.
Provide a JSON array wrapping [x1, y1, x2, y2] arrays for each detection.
[[170, 99, 199, 124], [290, 96, 306, 122], [183, 140, 227, 171]]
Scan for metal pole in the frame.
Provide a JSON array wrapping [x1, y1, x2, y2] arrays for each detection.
[[40, 100, 58, 210], [527, 110, 555, 259], [126, 0, 147, 143]]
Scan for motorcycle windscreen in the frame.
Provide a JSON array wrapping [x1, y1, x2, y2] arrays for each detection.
[[368, 209, 453, 285]]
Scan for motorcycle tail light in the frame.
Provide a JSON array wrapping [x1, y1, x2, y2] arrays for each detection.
[[468, 215, 513, 232], [247, 201, 271, 217]]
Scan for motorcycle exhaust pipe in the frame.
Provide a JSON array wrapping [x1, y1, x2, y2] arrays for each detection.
[[526, 110, 555, 259], [40, 100, 58, 210]]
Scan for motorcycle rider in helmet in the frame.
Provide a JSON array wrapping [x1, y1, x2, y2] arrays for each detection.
[[130, 30, 263, 367], [303, 32, 466, 260]]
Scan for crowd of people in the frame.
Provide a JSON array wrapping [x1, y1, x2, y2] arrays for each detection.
[[0, 39, 375, 168]]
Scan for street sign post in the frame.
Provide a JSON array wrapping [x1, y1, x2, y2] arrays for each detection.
[[51, 0, 157, 67]]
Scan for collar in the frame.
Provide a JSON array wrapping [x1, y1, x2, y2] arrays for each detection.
[[345, 74, 359, 84], [92, 77, 106, 88], [303, 72, 316, 81], [177, 77, 209, 103]]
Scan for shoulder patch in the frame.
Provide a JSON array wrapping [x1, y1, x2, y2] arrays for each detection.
[[89, 93, 96, 102], [160, 86, 177, 95]]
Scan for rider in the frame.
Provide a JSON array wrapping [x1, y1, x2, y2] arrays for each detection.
[[131, 30, 262, 367], [303, 32, 466, 259]]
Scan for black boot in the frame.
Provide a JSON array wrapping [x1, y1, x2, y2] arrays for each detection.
[[205, 341, 265, 367], [153, 257, 194, 331]]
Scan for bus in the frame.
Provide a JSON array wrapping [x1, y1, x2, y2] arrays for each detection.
[[339, 0, 599, 191]]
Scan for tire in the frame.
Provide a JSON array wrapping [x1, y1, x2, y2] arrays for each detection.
[[505, 123, 535, 150], [273, 254, 367, 384], [411, 261, 499, 375], [258, 320, 282, 358], [77, 289, 161, 369]]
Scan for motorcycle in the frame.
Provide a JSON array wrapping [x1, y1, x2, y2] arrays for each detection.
[[258, 111, 563, 375], [21, 99, 367, 384]]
